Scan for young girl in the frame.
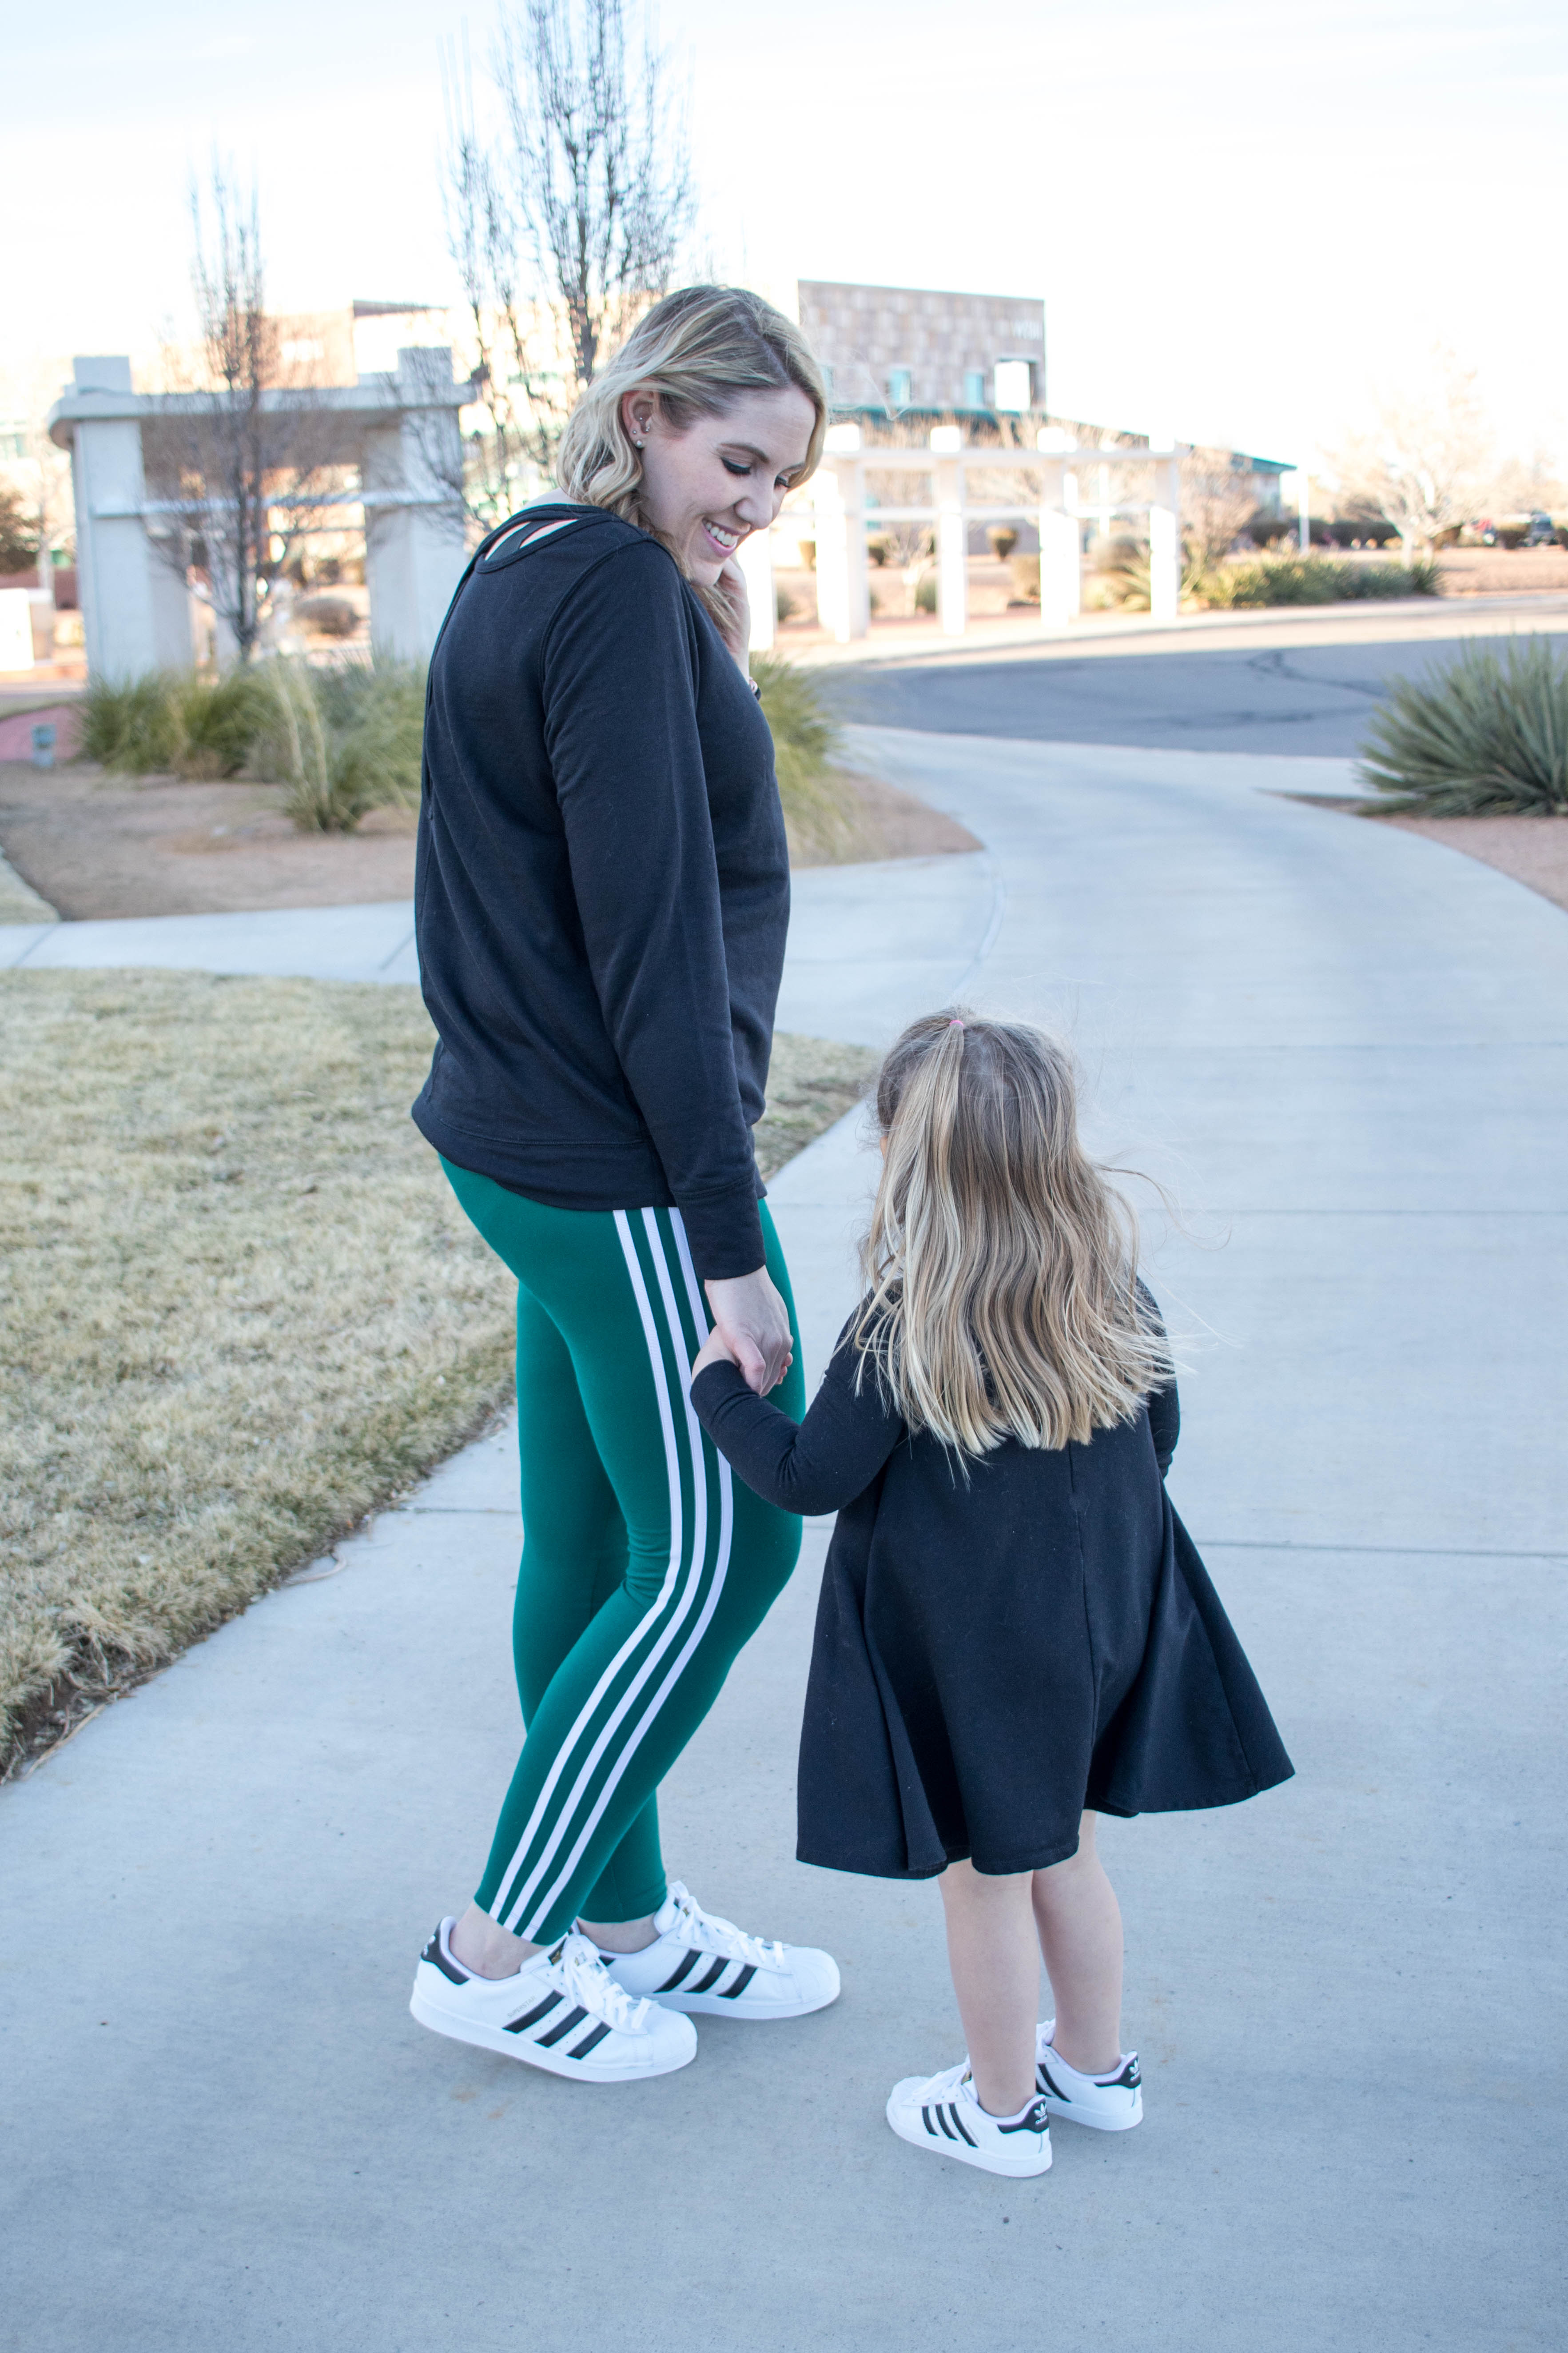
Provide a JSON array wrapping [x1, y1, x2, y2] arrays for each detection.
[[690, 1012, 1293, 2179]]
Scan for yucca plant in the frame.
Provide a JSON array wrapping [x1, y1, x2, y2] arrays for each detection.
[[1357, 637, 1568, 814], [751, 653, 851, 846]]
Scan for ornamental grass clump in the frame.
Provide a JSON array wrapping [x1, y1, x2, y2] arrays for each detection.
[[752, 653, 852, 848], [79, 669, 274, 779], [76, 658, 427, 832], [250, 657, 426, 832], [1356, 636, 1568, 814]]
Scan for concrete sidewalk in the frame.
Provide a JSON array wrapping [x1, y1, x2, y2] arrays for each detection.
[[0, 845, 1001, 1014], [2, 734, 1563, 2350]]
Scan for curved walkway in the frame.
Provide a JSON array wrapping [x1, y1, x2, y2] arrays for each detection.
[[2, 734, 1563, 2350]]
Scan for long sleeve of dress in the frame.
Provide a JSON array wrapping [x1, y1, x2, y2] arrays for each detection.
[[691, 1331, 905, 1516]]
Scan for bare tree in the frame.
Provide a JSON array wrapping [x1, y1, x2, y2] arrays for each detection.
[[143, 162, 342, 662], [439, 0, 695, 518], [1326, 350, 1493, 561], [1178, 447, 1262, 572]]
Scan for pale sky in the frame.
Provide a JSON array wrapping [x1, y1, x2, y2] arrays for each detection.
[[7, 0, 1566, 470]]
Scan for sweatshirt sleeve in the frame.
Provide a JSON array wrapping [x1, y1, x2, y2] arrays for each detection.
[[691, 1328, 906, 1516], [1136, 1279, 1181, 1476], [540, 539, 764, 1280]]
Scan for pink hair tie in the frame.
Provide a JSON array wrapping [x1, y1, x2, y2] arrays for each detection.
[[947, 1017, 965, 1029]]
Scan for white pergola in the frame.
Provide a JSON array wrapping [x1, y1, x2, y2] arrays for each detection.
[[739, 422, 1184, 648], [47, 351, 471, 677]]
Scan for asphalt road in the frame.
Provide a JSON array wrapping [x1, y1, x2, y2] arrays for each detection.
[[820, 626, 1568, 756]]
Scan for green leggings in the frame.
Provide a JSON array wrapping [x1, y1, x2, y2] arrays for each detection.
[[442, 1162, 804, 1945]]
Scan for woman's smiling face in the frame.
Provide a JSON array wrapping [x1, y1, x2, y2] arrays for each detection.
[[620, 382, 817, 586]]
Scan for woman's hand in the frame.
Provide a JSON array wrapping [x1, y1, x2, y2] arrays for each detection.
[[691, 1325, 738, 1380], [715, 553, 752, 674], [703, 1266, 793, 1396]]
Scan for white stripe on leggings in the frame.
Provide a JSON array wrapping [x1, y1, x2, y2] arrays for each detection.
[[496, 1208, 731, 1939]]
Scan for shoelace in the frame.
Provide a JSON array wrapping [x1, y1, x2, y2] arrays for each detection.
[[556, 1932, 653, 2034], [668, 1882, 784, 1971]]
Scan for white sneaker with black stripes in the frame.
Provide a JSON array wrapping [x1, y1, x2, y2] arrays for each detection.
[[886, 2063, 1052, 2178], [1033, 2019, 1143, 2130], [410, 1918, 696, 2082], [595, 1881, 840, 2019]]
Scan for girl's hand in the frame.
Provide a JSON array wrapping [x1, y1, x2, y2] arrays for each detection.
[[691, 1325, 739, 1380], [715, 552, 752, 673]]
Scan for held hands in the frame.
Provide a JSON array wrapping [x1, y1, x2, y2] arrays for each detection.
[[699, 1266, 793, 1396]]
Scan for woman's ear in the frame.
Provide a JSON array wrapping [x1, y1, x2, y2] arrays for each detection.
[[621, 387, 657, 446]]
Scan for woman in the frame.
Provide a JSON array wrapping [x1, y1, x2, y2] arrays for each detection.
[[408, 287, 840, 2084]]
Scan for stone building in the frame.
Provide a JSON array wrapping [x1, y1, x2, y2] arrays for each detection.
[[796, 281, 1046, 416]]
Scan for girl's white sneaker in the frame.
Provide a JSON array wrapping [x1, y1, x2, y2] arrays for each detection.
[[1034, 2019, 1143, 2130], [595, 1881, 840, 2020], [886, 2062, 1052, 2178], [410, 1918, 697, 2082]]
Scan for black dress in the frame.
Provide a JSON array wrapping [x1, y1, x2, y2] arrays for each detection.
[[691, 1310, 1293, 1879]]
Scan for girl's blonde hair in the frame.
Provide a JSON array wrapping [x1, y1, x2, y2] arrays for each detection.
[[554, 285, 828, 631], [853, 1012, 1173, 1456]]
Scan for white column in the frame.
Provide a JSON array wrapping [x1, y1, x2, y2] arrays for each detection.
[[67, 356, 192, 676], [930, 425, 967, 637], [812, 425, 868, 643], [1148, 453, 1181, 623], [1035, 430, 1081, 626], [363, 348, 469, 662], [737, 525, 775, 654]]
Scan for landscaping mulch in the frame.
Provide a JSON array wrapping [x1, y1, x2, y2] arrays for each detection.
[[1372, 811, 1568, 914], [0, 969, 876, 1776]]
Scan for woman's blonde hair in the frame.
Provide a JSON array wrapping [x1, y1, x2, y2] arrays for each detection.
[[853, 1012, 1173, 1456], [554, 285, 828, 630]]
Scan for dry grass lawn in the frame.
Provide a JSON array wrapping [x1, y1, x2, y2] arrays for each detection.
[[0, 969, 876, 1774]]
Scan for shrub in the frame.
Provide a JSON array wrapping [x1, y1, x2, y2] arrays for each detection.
[[987, 526, 1018, 559], [915, 574, 938, 614], [1244, 510, 1296, 547], [867, 534, 894, 567], [1356, 637, 1568, 815], [775, 583, 797, 624], [751, 654, 849, 844], [1197, 555, 1439, 608]]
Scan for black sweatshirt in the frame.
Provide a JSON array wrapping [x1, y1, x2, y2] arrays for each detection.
[[411, 504, 790, 1280], [691, 1321, 1180, 1520]]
